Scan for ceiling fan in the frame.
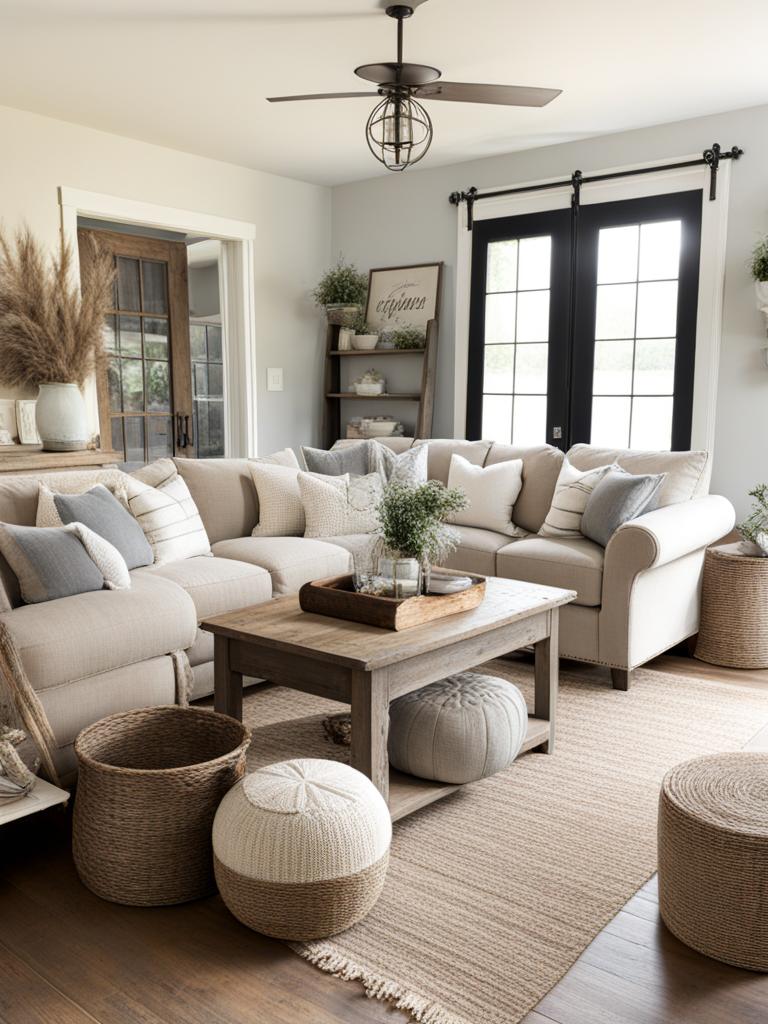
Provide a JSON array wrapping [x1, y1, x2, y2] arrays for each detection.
[[267, 3, 561, 171]]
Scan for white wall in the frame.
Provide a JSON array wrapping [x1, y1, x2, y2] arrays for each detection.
[[332, 102, 768, 519], [0, 104, 331, 455]]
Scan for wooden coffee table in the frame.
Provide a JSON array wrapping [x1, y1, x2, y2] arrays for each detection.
[[202, 576, 575, 821]]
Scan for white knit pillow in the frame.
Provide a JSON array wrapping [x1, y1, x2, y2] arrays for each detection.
[[447, 453, 526, 537], [123, 462, 210, 565], [249, 463, 305, 537], [71, 524, 131, 590], [538, 459, 614, 538], [299, 471, 383, 538]]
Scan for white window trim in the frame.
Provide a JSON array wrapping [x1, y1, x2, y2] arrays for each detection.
[[453, 155, 732, 453], [59, 186, 258, 457]]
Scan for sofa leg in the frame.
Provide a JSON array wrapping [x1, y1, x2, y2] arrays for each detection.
[[611, 668, 632, 691]]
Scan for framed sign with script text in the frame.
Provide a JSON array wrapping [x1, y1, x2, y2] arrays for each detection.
[[365, 262, 442, 334]]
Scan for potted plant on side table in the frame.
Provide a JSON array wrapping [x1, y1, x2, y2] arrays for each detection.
[[376, 480, 468, 597], [0, 227, 113, 451]]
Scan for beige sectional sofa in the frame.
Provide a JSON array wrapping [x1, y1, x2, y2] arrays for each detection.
[[0, 438, 734, 782]]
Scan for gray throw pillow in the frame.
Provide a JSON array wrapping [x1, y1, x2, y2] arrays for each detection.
[[581, 467, 665, 547], [0, 524, 106, 604], [301, 442, 375, 477], [51, 484, 153, 569]]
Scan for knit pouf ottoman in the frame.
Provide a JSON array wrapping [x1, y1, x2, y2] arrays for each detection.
[[388, 671, 528, 784], [212, 758, 391, 941], [658, 752, 768, 971]]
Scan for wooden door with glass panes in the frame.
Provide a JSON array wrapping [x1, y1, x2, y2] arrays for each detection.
[[190, 321, 224, 457], [78, 228, 194, 464]]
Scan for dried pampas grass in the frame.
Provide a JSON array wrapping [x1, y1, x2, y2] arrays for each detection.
[[0, 226, 114, 388]]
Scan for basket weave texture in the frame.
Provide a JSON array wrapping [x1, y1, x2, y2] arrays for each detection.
[[695, 544, 768, 668], [658, 752, 768, 971], [73, 706, 250, 906]]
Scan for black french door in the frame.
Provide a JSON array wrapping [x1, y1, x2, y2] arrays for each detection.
[[466, 189, 703, 451]]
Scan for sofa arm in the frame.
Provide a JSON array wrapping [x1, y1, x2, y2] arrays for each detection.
[[605, 494, 736, 575]]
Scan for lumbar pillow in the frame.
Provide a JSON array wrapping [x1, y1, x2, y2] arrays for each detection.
[[302, 442, 375, 477], [124, 460, 210, 565], [538, 459, 614, 538], [447, 453, 526, 537], [37, 483, 153, 569], [249, 463, 306, 537], [374, 442, 428, 486], [299, 471, 383, 537], [581, 466, 665, 547], [0, 523, 130, 605]]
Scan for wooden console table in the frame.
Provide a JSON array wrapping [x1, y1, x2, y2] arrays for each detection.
[[0, 447, 122, 474]]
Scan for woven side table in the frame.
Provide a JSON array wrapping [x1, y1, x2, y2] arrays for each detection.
[[658, 752, 768, 971], [694, 542, 768, 669]]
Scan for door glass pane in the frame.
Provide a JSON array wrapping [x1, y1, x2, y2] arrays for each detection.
[[630, 397, 674, 449], [190, 324, 207, 360], [595, 283, 636, 339], [486, 240, 518, 292], [116, 258, 140, 311], [597, 225, 639, 284], [146, 361, 170, 411], [194, 363, 209, 397], [512, 396, 546, 446], [516, 291, 549, 343], [636, 281, 678, 338], [208, 363, 223, 398], [141, 261, 168, 314], [639, 221, 681, 281], [118, 316, 142, 356], [207, 326, 223, 362], [148, 416, 173, 459], [111, 417, 123, 456], [483, 346, 514, 393], [481, 394, 512, 444], [593, 339, 633, 395], [124, 417, 145, 463], [195, 400, 225, 458], [144, 318, 169, 359], [485, 293, 516, 344], [591, 396, 631, 448], [107, 358, 121, 411], [120, 359, 144, 411], [514, 343, 548, 394], [633, 338, 675, 395], [103, 315, 117, 353], [517, 236, 551, 291]]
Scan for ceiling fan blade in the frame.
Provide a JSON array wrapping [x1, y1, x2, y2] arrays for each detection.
[[415, 82, 562, 107], [267, 91, 380, 103]]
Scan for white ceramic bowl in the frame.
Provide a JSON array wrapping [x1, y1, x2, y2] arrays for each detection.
[[351, 334, 379, 351]]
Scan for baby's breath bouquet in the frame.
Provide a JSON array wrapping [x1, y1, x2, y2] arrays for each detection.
[[376, 480, 468, 566]]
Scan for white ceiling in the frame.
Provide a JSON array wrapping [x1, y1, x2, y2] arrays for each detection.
[[1, 0, 767, 186]]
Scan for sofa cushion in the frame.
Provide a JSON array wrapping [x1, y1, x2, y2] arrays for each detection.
[[173, 458, 259, 544], [566, 444, 710, 506], [496, 536, 604, 607], [0, 573, 197, 693], [134, 555, 271, 621], [211, 536, 351, 596], [447, 454, 525, 537], [441, 527, 519, 577], [484, 443, 565, 534]]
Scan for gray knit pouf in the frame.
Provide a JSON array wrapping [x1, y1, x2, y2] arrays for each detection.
[[388, 672, 528, 784]]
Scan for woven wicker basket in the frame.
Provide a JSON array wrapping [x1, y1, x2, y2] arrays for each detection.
[[695, 543, 768, 668], [658, 752, 768, 971], [73, 706, 250, 906]]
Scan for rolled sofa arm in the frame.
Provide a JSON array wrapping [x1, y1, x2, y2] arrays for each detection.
[[605, 494, 736, 575]]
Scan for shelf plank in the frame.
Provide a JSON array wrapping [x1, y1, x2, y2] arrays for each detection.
[[326, 393, 422, 401], [329, 349, 425, 357]]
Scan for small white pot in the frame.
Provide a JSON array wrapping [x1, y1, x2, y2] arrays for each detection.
[[35, 382, 89, 452], [351, 333, 379, 351]]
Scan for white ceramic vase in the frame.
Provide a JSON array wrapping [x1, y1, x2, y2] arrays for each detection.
[[35, 382, 89, 452], [351, 333, 379, 351]]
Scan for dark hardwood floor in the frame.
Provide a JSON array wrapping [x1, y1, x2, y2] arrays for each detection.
[[2, 653, 767, 1024]]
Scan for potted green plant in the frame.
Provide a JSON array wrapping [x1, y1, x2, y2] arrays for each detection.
[[312, 257, 368, 326], [376, 480, 468, 596], [390, 325, 426, 350], [350, 313, 379, 351], [738, 484, 768, 556], [751, 237, 768, 330], [0, 227, 113, 452]]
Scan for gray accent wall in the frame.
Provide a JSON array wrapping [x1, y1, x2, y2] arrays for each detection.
[[332, 103, 768, 519]]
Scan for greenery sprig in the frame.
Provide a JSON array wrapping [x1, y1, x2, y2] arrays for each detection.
[[390, 325, 426, 350], [751, 238, 768, 282], [312, 257, 368, 307], [376, 480, 468, 564], [738, 484, 768, 546]]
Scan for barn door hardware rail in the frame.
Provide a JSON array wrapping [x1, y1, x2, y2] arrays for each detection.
[[449, 143, 743, 230]]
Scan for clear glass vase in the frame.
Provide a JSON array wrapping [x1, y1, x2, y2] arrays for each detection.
[[377, 555, 422, 599]]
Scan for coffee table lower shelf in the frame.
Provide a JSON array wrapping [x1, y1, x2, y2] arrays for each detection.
[[388, 715, 550, 822]]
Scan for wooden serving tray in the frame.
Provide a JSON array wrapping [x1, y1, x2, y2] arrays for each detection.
[[299, 572, 486, 631]]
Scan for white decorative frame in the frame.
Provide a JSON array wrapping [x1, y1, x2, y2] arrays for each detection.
[[453, 156, 732, 453], [15, 400, 40, 444], [0, 399, 18, 442], [58, 187, 258, 457]]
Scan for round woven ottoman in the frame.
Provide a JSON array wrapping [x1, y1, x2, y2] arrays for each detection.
[[695, 543, 768, 668], [658, 752, 768, 971], [213, 758, 391, 940], [388, 671, 528, 784]]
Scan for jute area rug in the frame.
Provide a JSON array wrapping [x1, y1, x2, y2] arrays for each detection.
[[239, 661, 768, 1024]]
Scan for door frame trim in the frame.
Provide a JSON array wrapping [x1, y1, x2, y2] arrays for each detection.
[[453, 155, 731, 453], [59, 186, 258, 457]]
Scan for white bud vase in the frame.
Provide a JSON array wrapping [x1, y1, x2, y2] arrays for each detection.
[[35, 382, 89, 452]]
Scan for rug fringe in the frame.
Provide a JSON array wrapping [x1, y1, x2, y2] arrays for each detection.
[[290, 940, 468, 1024]]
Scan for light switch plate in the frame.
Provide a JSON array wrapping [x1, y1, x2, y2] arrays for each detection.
[[267, 367, 283, 392]]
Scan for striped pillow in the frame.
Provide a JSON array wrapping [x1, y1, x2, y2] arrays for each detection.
[[538, 459, 614, 539], [124, 463, 210, 565]]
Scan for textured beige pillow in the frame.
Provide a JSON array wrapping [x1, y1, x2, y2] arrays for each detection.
[[249, 463, 306, 537], [538, 459, 613, 539], [447, 453, 526, 537], [299, 472, 383, 538], [124, 462, 211, 565]]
